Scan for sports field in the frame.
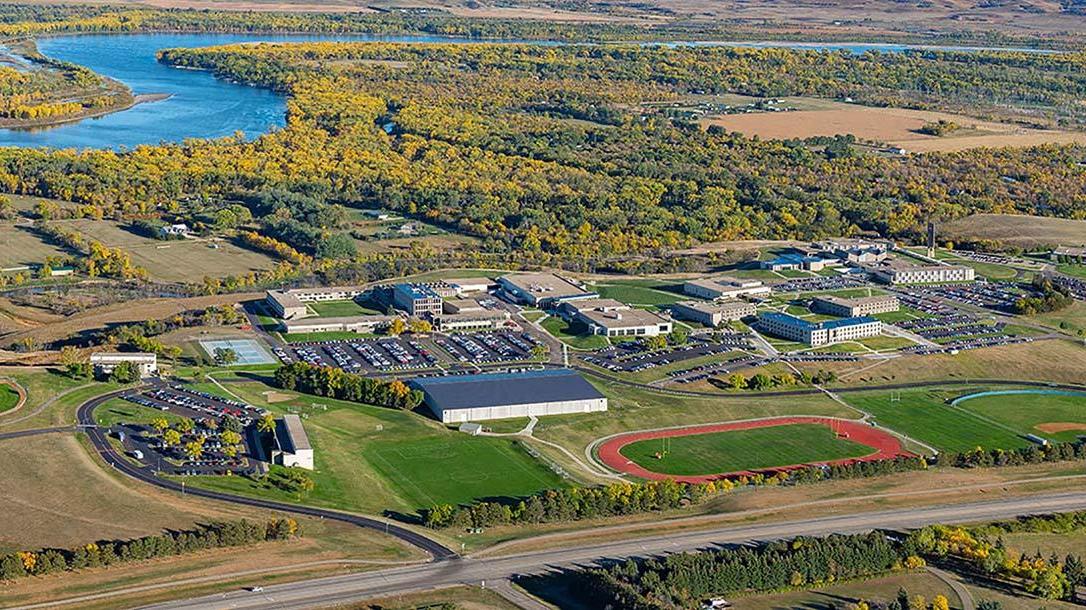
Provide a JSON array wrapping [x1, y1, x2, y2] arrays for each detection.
[[951, 390, 1086, 444], [843, 388, 1033, 453], [367, 436, 567, 508], [618, 423, 873, 477], [199, 338, 276, 365]]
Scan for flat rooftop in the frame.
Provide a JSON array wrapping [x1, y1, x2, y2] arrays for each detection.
[[675, 300, 754, 313], [814, 295, 896, 307], [275, 414, 311, 453], [500, 272, 589, 298], [577, 307, 668, 329], [760, 312, 876, 330], [394, 283, 441, 300], [410, 369, 604, 410]]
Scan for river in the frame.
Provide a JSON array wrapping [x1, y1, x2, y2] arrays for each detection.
[[0, 33, 1055, 150]]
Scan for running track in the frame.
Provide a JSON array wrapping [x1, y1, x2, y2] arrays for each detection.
[[597, 417, 912, 483]]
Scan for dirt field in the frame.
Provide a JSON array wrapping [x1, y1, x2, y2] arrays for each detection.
[[64, 220, 278, 283], [700, 101, 1086, 152], [942, 213, 1086, 248]]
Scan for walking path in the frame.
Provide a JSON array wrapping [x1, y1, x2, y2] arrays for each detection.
[[926, 566, 976, 610]]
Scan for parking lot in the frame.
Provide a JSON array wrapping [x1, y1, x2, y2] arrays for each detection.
[[910, 281, 1023, 313], [116, 384, 268, 476], [274, 331, 543, 374], [773, 275, 869, 294], [897, 314, 1028, 354], [581, 332, 755, 374]]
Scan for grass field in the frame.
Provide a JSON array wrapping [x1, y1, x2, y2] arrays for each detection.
[[0, 383, 20, 413], [619, 423, 873, 476], [308, 300, 382, 317], [281, 330, 377, 343], [943, 214, 1086, 249], [183, 379, 567, 515], [62, 219, 278, 282], [592, 281, 683, 306], [731, 572, 962, 610], [540, 315, 610, 350], [953, 390, 1086, 444], [700, 99, 1086, 152], [0, 224, 70, 268], [93, 398, 187, 428], [842, 387, 1032, 453]]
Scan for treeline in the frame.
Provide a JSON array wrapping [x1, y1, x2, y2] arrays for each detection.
[[579, 532, 915, 609], [934, 438, 1086, 468], [1013, 276, 1073, 315], [34, 223, 147, 280], [0, 519, 298, 581], [273, 361, 423, 410]]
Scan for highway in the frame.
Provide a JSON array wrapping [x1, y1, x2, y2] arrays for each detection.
[[135, 492, 1086, 610], [74, 386, 457, 562]]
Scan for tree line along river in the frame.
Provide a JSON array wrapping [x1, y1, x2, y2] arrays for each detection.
[[0, 33, 1055, 150]]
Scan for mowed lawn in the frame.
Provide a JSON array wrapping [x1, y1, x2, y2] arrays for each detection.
[[0, 384, 20, 413], [954, 390, 1086, 443], [618, 424, 873, 476], [843, 388, 1031, 453], [308, 299, 383, 317], [593, 281, 683, 306]]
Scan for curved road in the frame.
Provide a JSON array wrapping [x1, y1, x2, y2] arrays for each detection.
[[75, 387, 457, 562]]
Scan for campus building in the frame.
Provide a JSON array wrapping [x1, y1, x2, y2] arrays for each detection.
[[265, 286, 367, 320], [497, 272, 596, 308], [90, 352, 158, 377], [813, 239, 890, 264], [760, 253, 837, 272], [757, 312, 882, 347], [442, 278, 497, 295], [391, 283, 444, 317], [561, 298, 673, 338], [811, 295, 900, 317], [682, 277, 771, 301], [271, 414, 314, 470], [433, 310, 511, 332], [1051, 246, 1086, 264], [868, 261, 975, 285], [280, 315, 398, 335], [410, 369, 608, 423], [670, 300, 756, 327]]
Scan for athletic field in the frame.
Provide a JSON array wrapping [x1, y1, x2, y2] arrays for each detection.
[[952, 390, 1086, 444]]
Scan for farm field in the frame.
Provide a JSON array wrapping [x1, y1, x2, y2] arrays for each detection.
[[700, 99, 1086, 152], [0, 224, 70, 268], [182, 378, 567, 515], [942, 214, 1086, 248], [63, 219, 278, 282], [952, 390, 1086, 443], [842, 387, 1033, 453], [618, 423, 873, 476]]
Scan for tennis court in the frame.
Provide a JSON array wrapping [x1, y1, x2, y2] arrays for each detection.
[[199, 338, 276, 365]]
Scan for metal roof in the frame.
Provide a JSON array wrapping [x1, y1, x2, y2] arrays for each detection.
[[410, 369, 604, 411]]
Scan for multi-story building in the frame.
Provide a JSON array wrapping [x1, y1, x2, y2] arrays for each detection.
[[813, 239, 890, 264], [811, 295, 899, 317], [497, 272, 596, 308], [265, 286, 367, 320], [757, 312, 882, 347], [869, 261, 975, 285], [280, 315, 398, 334], [391, 283, 444, 317], [761, 253, 837, 272], [670, 300, 756, 327], [561, 298, 672, 338], [682, 277, 771, 301], [433, 310, 511, 332]]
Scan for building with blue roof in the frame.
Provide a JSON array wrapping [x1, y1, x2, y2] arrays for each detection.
[[757, 312, 881, 347], [761, 252, 837, 272], [392, 283, 443, 317], [409, 369, 608, 423]]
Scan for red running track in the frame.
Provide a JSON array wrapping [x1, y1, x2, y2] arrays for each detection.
[[596, 416, 913, 484]]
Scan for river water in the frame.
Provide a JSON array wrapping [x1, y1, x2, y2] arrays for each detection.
[[0, 33, 1053, 150]]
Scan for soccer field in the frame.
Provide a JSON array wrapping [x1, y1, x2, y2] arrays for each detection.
[[844, 388, 1031, 453], [618, 423, 873, 476], [367, 436, 567, 508], [952, 390, 1086, 444]]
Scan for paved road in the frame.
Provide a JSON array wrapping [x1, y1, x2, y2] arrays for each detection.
[[75, 387, 457, 562], [0, 425, 75, 440], [135, 492, 1086, 610]]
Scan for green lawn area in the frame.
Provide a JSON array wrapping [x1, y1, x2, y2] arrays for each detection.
[[856, 335, 916, 351], [946, 257, 1019, 280], [94, 398, 187, 428], [0, 384, 20, 413], [842, 387, 1032, 453], [1057, 264, 1086, 279], [619, 423, 873, 476], [731, 572, 962, 610], [953, 390, 1086, 443], [874, 307, 929, 324], [308, 299, 383, 317], [280, 330, 377, 343], [182, 379, 567, 516], [593, 282, 683, 306], [540, 316, 610, 350]]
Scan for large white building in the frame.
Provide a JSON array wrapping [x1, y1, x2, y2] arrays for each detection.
[[280, 315, 398, 334], [683, 277, 771, 301], [758, 312, 882, 347], [90, 352, 158, 377], [869, 261, 975, 285], [271, 414, 314, 470], [410, 369, 607, 423], [561, 298, 672, 338], [265, 286, 367, 320], [670, 300, 756, 327], [811, 295, 899, 317], [391, 283, 444, 317], [433, 310, 511, 332], [497, 272, 596, 307]]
